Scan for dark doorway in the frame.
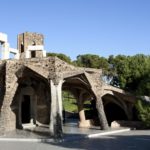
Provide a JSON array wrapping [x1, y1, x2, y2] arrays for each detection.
[[21, 95, 31, 123], [104, 102, 127, 126], [21, 44, 24, 53], [31, 51, 36, 58]]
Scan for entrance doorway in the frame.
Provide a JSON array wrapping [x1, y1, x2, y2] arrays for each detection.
[[104, 102, 127, 126], [21, 95, 31, 123]]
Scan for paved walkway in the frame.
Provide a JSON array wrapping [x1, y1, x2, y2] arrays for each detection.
[[63, 121, 130, 141], [0, 120, 130, 142], [0, 130, 149, 150]]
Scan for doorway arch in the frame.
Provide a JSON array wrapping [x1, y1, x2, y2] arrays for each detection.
[[11, 67, 50, 129], [102, 94, 128, 126], [62, 73, 95, 128], [104, 102, 128, 126]]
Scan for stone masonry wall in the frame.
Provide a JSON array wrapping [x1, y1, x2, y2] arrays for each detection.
[[0, 61, 6, 107], [0, 55, 136, 134], [0, 61, 19, 133], [18, 32, 44, 59]]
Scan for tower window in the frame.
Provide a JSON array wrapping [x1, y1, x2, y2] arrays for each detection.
[[32, 41, 36, 46], [21, 44, 24, 53], [31, 51, 36, 58]]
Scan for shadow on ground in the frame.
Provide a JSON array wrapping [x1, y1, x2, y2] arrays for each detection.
[[1, 126, 150, 150], [2, 127, 51, 139], [45, 131, 150, 150]]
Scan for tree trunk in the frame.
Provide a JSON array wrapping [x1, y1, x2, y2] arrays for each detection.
[[96, 96, 109, 130]]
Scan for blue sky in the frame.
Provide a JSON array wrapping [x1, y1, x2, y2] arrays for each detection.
[[1, 0, 150, 60]]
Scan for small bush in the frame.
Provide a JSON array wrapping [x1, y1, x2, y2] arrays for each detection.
[[135, 99, 150, 128]]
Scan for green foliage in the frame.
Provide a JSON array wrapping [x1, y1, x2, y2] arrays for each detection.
[[108, 55, 131, 89], [62, 91, 91, 112], [62, 91, 78, 113], [108, 54, 150, 95], [47, 52, 72, 64], [135, 99, 150, 128], [136, 73, 150, 96], [74, 54, 109, 70]]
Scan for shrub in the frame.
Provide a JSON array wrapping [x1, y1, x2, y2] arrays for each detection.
[[135, 99, 150, 128]]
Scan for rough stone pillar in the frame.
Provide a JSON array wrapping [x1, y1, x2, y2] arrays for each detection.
[[49, 79, 63, 139], [78, 109, 86, 122], [77, 92, 87, 127], [96, 95, 109, 130], [0, 63, 18, 134]]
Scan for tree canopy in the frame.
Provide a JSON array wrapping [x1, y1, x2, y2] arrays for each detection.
[[108, 54, 150, 95], [47, 52, 72, 64], [74, 54, 109, 70], [47, 52, 150, 96]]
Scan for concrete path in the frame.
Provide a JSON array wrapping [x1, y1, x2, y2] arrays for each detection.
[[0, 121, 130, 142], [0, 130, 150, 150], [0, 120, 149, 150]]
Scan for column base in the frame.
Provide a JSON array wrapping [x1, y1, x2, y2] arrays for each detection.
[[78, 120, 93, 128]]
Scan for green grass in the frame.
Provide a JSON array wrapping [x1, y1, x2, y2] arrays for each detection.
[[62, 91, 78, 112], [63, 98, 78, 112], [62, 91, 92, 112]]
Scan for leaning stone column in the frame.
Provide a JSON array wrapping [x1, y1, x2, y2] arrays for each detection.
[[84, 71, 109, 130], [77, 92, 87, 128], [49, 78, 63, 139], [78, 105, 86, 123], [96, 95, 109, 130]]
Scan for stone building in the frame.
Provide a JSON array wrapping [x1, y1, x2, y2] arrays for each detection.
[[0, 32, 136, 138]]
